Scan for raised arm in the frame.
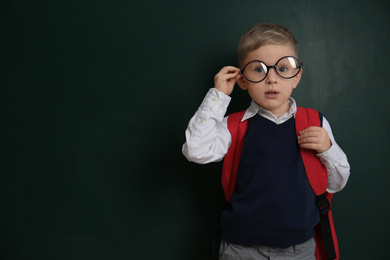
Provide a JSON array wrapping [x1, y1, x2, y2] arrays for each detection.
[[182, 66, 241, 164]]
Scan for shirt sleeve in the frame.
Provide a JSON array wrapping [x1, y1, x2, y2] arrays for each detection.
[[182, 88, 232, 164], [317, 117, 351, 193]]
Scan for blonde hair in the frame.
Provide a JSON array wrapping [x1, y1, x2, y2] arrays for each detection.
[[237, 23, 299, 67]]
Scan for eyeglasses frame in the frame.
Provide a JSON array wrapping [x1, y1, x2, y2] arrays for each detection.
[[240, 56, 304, 83]]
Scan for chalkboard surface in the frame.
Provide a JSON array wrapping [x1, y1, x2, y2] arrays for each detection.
[[1, 0, 389, 259]]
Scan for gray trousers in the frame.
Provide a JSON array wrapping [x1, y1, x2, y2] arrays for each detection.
[[219, 238, 316, 260]]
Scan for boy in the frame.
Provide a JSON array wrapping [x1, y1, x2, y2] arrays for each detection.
[[182, 23, 350, 260]]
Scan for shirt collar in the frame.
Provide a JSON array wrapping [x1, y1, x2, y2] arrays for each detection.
[[241, 97, 297, 124]]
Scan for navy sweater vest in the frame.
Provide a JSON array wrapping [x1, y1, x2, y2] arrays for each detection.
[[221, 115, 320, 248]]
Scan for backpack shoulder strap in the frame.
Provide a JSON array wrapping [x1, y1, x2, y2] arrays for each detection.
[[222, 110, 248, 202], [295, 107, 328, 195], [295, 107, 339, 260]]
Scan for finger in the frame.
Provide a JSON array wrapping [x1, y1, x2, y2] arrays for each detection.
[[298, 132, 332, 153], [215, 71, 241, 86], [298, 126, 322, 135], [298, 131, 320, 141], [299, 133, 329, 145], [298, 136, 320, 144], [298, 127, 327, 140], [220, 66, 241, 73], [227, 71, 241, 82], [216, 67, 240, 77], [299, 143, 320, 151], [215, 68, 240, 81]]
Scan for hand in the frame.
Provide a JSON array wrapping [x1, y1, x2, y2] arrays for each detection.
[[214, 66, 241, 95], [298, 126, 332, 153]]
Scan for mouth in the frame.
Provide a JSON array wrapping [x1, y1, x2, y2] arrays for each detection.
[[265, 91, 279, 98]]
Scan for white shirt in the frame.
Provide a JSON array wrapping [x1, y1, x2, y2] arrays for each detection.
[[182, 88, 350, 193]]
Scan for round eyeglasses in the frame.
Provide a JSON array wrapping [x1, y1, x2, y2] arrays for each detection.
[[241, 56, 303, 83]]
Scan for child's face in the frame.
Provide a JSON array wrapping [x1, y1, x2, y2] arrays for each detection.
[[238, 44, 302, 118]]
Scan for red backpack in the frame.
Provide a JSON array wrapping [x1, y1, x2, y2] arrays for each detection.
[[222, 107, 338, 260]]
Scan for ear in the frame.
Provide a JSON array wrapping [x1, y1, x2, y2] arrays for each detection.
[[237, 75, 248, 90], [292, 69, 303, 89]]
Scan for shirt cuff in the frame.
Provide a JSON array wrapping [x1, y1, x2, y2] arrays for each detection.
[[316, 143, 343, 166], [190, 88, 231, 135], [199, 88, 231, 110]]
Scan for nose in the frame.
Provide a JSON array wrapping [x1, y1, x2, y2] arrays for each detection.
[[265, 66, 278, 84]]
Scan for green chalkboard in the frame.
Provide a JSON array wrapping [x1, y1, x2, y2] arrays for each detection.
[[1, 0, 389, 259]]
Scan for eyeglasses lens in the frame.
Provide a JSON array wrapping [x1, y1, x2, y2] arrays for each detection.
[[243, 57, 301, 82]]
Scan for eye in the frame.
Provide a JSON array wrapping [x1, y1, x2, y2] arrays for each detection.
[[254, 67, 265, 73], [278, 66, 288, 73], [252, 63, 267, 73]]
